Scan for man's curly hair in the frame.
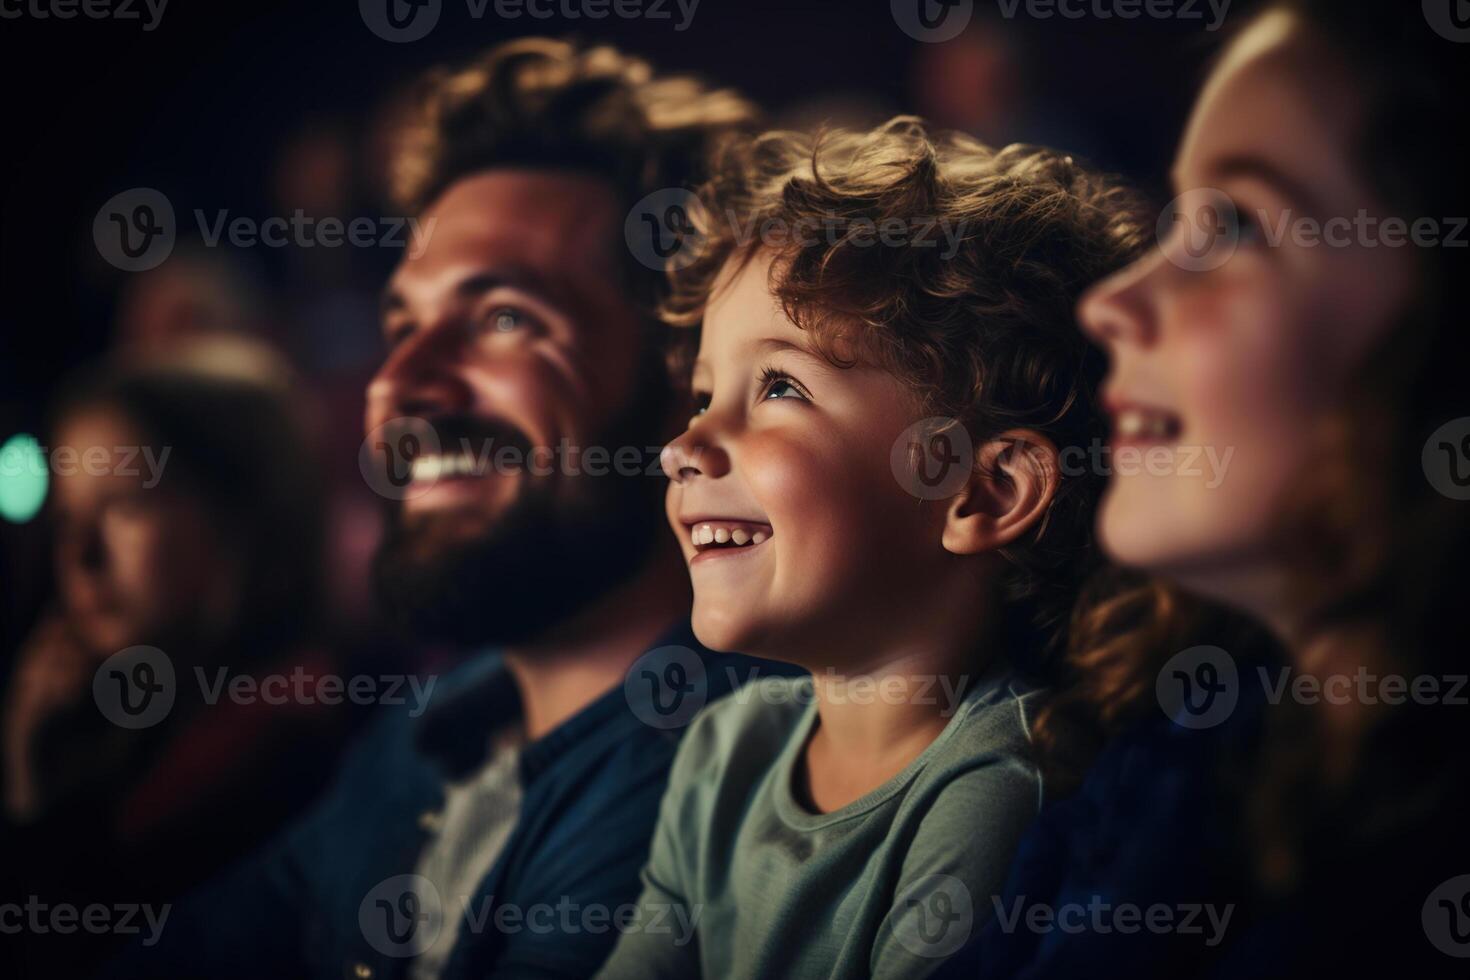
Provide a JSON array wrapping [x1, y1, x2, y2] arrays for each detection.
[[665, 116, 1148, 686], [390, 36, 760, 315]]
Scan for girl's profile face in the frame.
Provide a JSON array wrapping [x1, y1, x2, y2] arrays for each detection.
[[1077, 10, 1414, 616], [660, 250, 949, 662]]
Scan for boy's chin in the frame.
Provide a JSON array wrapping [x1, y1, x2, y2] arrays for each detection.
[[690, 601, 776, 658]]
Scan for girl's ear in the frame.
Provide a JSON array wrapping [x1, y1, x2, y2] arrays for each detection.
[[942, 428, 1061, 556]]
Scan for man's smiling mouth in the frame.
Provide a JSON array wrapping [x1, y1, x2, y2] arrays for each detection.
[[409, 449, 497, 483]]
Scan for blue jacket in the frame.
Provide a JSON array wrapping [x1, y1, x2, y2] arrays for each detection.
[[112, 622, 791, 979]]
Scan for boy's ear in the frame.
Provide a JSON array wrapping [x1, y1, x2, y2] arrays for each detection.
[[942, 428, 1061, 556]]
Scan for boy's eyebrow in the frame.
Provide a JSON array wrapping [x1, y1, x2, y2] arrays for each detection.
[[749, 336, 820, 360], [688, 335, 826, 386]]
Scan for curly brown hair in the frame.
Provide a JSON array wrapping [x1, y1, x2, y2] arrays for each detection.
[[389, 36, 760, 315], [664, 116, 1149, 721]]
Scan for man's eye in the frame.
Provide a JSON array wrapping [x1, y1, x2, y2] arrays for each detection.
[[488, 306, 528, 333]]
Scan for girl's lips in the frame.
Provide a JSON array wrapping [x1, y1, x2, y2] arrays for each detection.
[[1105, 399, 1185, 448]]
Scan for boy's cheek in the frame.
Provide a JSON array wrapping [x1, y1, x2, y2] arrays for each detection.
[[741, 433, 847, 520]]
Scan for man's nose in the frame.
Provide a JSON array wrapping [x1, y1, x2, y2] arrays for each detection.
[[366, 325, 475, 428]]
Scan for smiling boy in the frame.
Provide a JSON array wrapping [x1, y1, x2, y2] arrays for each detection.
[[596, 118, 1146, 978]]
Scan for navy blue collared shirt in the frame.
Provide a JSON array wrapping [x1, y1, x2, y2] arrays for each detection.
[[112, 622, 793, 980]]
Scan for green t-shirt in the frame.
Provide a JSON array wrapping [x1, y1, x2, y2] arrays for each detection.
[[595, 669, 1044, 979]]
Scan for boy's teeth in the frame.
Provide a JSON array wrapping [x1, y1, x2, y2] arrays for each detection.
[[690, 522, 771, 549]]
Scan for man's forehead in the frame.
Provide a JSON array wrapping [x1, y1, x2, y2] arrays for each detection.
[[399, 169, 622, 283], [427, 169, 620, 236]]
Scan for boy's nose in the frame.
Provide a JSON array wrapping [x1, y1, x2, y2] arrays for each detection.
[[661, 427, 730, 483]]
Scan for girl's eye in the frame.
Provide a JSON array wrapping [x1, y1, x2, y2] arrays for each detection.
[[1234, 206, 1266, 247], [765, 379, 801, 400]]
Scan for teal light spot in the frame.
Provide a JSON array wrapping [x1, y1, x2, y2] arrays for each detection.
[[0, 433, 48, 523]]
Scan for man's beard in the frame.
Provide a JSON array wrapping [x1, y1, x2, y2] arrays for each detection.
[[372, 363, 673, 649]]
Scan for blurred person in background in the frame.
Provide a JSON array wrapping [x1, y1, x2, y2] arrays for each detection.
[[1, 338, 346, 977], [110, 245, 267, 357]]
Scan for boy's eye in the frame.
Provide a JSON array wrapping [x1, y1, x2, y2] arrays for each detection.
[[690, 392, 712, 423], [757, 367, 811, 404], [764, 379, 801, 400]]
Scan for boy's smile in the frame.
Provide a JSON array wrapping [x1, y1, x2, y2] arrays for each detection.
[[680, 518, 774, 561]]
